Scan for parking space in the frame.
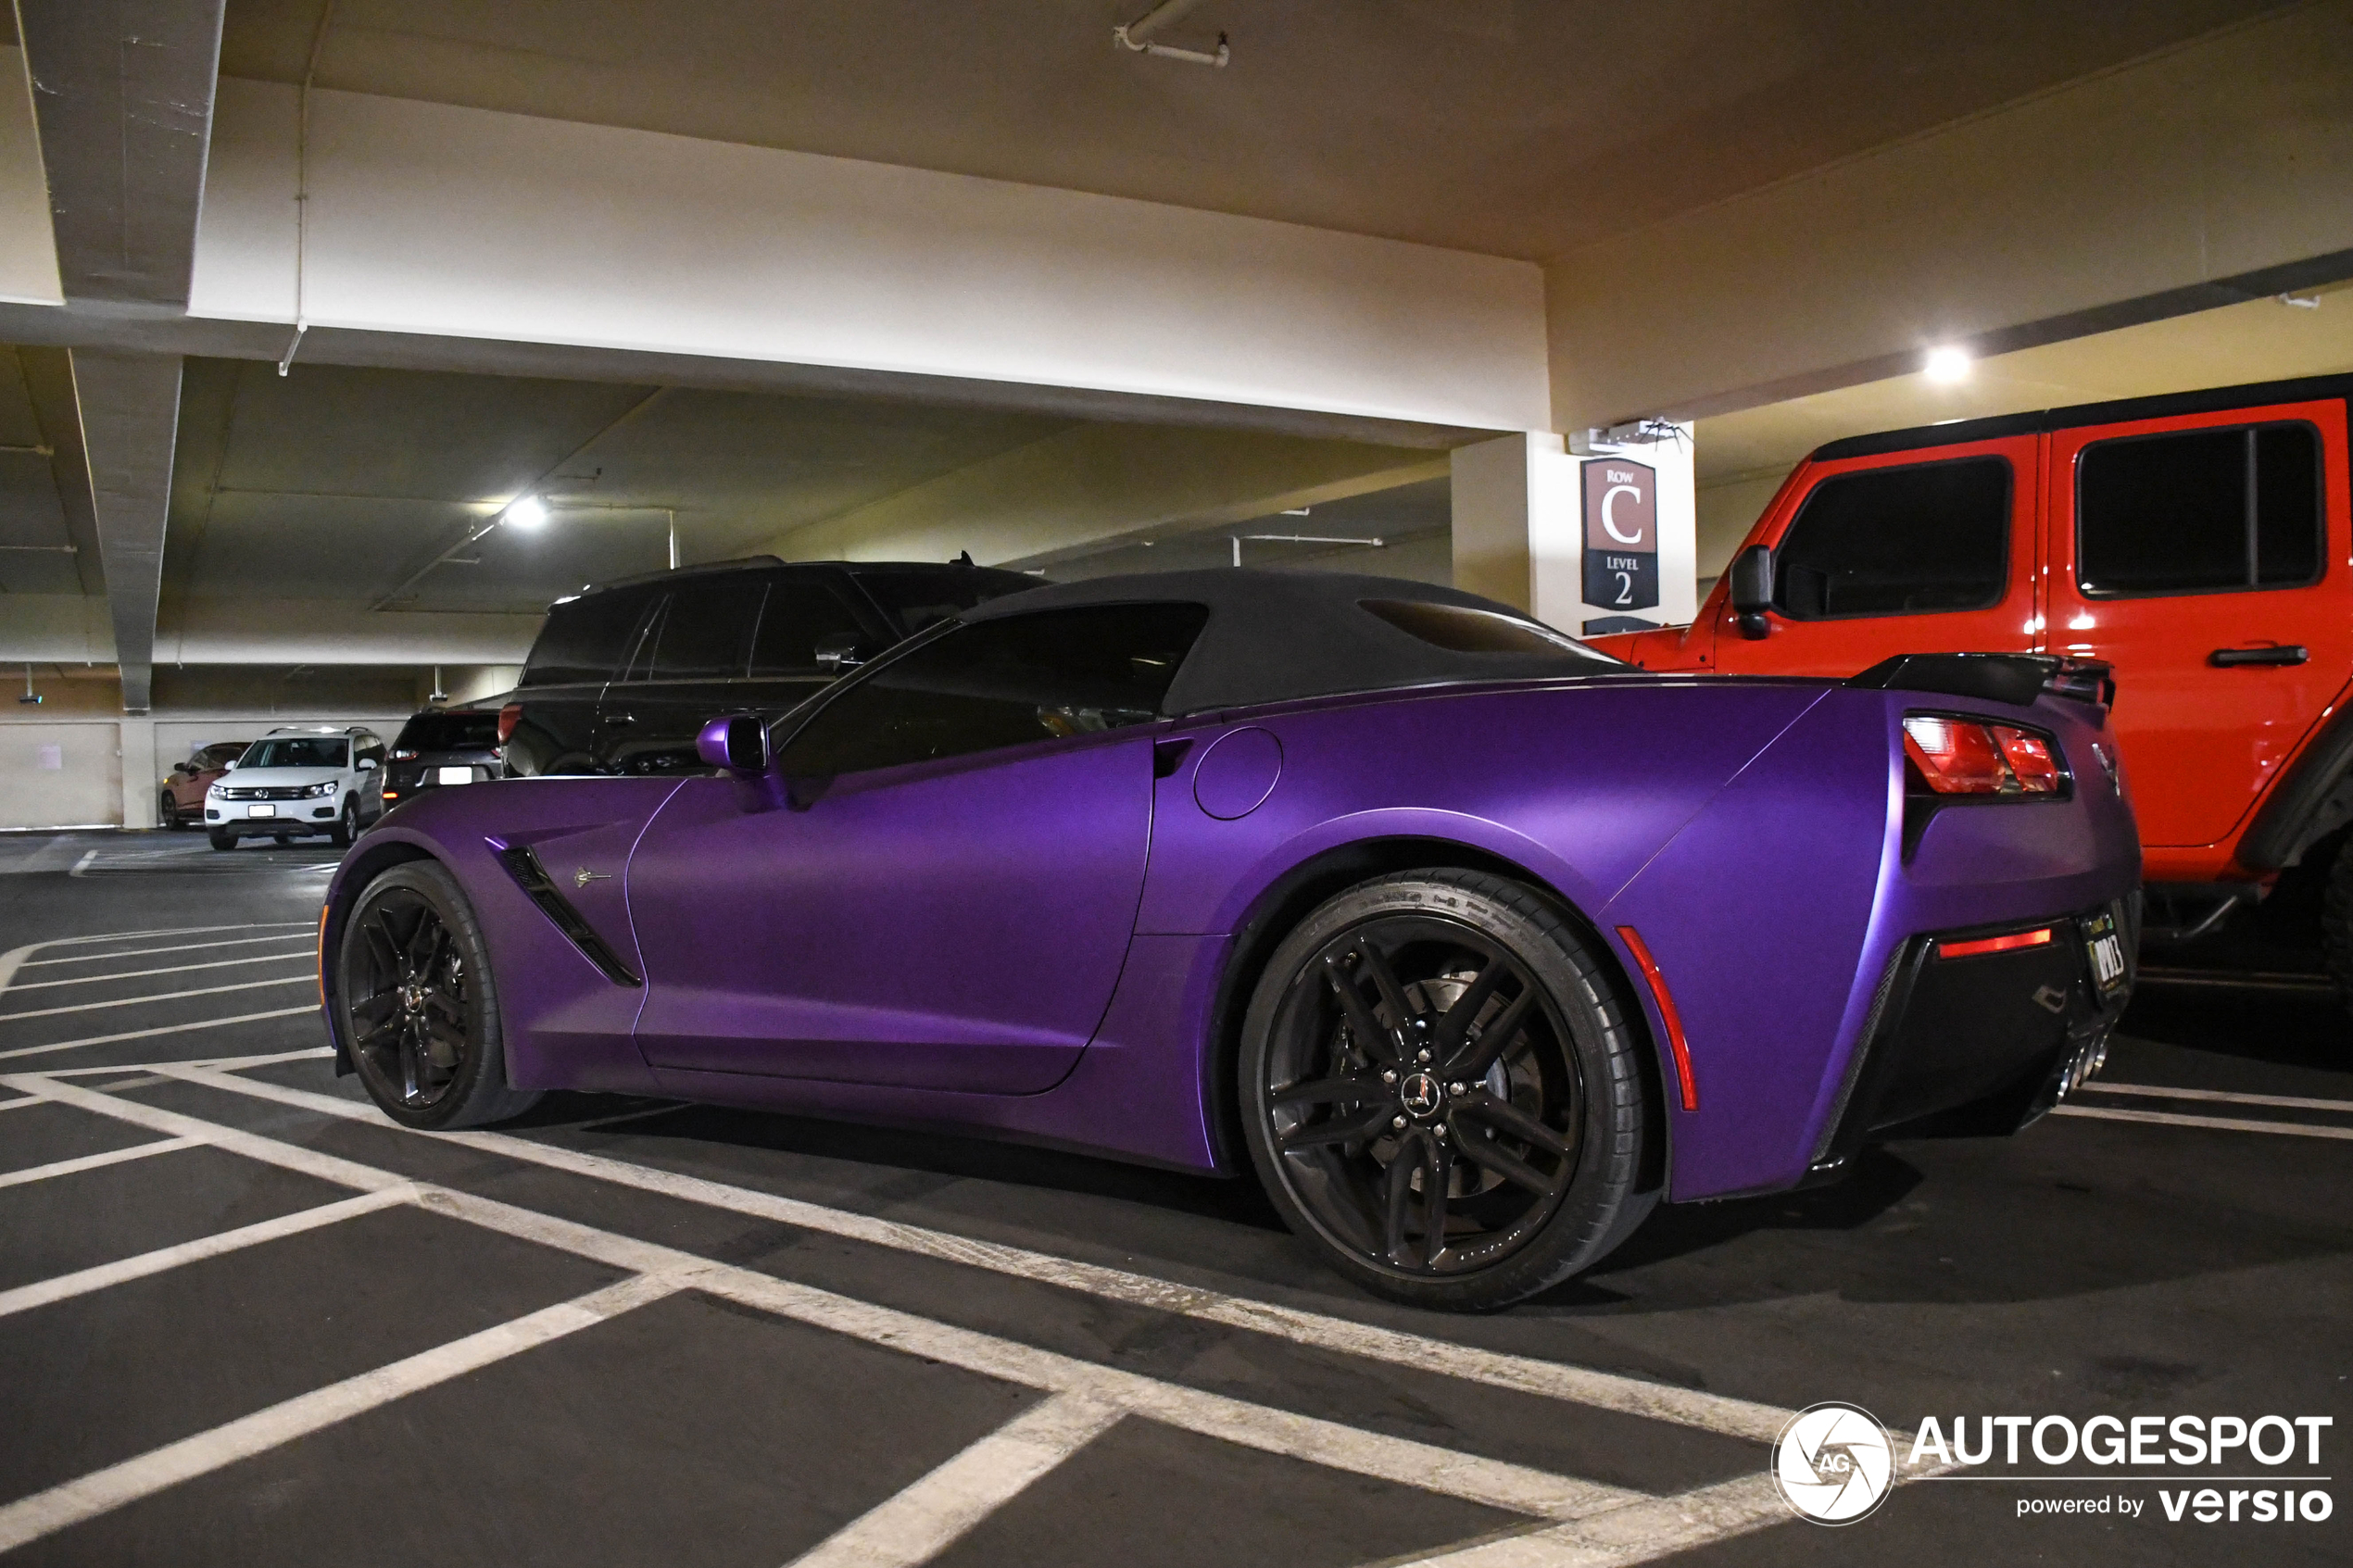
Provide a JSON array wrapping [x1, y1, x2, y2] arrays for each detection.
[[1, 832, 2347, 1566]]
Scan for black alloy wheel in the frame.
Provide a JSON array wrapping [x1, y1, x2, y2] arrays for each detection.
[[1240, 871, 1654, 1311], [338, 860, 538, 1129]]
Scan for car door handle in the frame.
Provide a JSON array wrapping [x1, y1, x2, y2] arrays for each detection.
[[2209, 646, 2309, 668], [607, 713, 635, 725]]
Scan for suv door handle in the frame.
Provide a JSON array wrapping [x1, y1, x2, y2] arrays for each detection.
[[2209, 646, 2309, 668], [607, 712, 635, 725]]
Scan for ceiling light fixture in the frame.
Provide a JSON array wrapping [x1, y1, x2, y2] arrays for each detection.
[[1115, 0, 1229, 66], [1923, 345, 1972, 383], [503, 495, 549, 529]]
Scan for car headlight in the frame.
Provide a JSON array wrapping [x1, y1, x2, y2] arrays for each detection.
[[305, 781, 338, 798]]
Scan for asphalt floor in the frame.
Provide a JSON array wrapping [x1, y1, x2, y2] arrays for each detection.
[[0, 828, 2347, 1566]]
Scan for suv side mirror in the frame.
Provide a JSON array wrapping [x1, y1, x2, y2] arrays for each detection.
[[1729, 545, 1775, 640], [223, 759, 238, 771], [814, 633, 867, 673], [358, 757, 378, 771], [696, 713, 770, 776]]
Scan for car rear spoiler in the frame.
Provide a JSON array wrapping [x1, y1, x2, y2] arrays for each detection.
[[1846, 653, 2116, 716]]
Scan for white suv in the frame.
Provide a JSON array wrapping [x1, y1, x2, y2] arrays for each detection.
[[205, 726, 387, 849]]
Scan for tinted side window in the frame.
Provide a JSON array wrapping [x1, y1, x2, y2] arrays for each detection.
[[357, 734, 385, 765], [520, 588, 655, 687], [749, 580, 873, 676], [1774, 458, 2010, 620], [2078, 423, 2322, 596], [779, 604, 1209, 777], [647, 576, 767, 680], [852, 566, 1042, 635]]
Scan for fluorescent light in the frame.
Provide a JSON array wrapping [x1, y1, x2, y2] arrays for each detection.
[[503, 495, 549, 528], [1923, 345, 1971, 383]]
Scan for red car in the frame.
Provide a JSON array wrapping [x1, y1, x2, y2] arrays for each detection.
[[159, 741, 251, 830], [1591, 371, 2352, 982]]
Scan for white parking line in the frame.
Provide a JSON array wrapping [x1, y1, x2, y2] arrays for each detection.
[[0, 1095, 41, 1111], [3, 1073, 1654, 1545], [19, 934, 316, 969], [0, 1136, 204, 1190], [4, 951, 317, 992], [787, 1393, 1126, 1568], [165, 1063, 1799, 1445], [2053, 1104, 2353, 1141], [0, 923, 314, 997], [0, 1271, 689, 1556], [0, 974, 314, 1024], [0, 1188, 415, 1319], [0, 1005, 321, 1063], [2079, 1080, 2353, 1114], [1393, 1473, 1790, 1567]]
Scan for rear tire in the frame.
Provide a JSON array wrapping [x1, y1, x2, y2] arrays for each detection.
[[1238, 869, 1655, 1311], [329, 797, 357, 848], [338, 859, 540, 1129], [158, 792, 181, 830], [207, 827, 234, 851]]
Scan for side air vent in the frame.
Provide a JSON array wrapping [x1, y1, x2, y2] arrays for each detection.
[[494, 846, 642, 987]]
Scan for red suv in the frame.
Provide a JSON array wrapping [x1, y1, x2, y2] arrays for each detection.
[[1591, 372, 2352, 983]]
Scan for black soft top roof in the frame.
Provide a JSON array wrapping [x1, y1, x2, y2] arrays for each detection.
[[1810, 370, 2353, 464], [961, 568, 1620, 715]]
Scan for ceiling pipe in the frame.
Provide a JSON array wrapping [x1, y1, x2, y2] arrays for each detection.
[[1115, 0, 1228, 66]]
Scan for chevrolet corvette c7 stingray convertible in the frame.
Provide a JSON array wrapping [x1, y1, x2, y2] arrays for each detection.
[[320, 570, 2138, 1309]]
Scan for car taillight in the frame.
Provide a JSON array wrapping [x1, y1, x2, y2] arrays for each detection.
[[391, 749, 418, 761], [1902, 715, 2063, 796], [497, 704, 522, 745]]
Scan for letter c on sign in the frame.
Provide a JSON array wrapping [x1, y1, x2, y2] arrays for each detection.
[[1601, 484, 1645, 546]]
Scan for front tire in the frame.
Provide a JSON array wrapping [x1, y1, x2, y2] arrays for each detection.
[[337, 859, 540, 1129], [207, 827, 234, 851], [329, 797, 358, 848], [159, 792, 182, 830], [1239, 870, 1654, 1311]]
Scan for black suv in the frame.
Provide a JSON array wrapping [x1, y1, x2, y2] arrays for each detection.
[[381, 705, 507, 810], [499, 557, 1040, 776]]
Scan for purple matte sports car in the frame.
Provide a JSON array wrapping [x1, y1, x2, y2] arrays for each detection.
[[320, 570, 2138, 1310]]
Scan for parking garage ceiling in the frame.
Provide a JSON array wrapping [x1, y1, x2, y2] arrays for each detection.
[[211, 0, 2284, 261]]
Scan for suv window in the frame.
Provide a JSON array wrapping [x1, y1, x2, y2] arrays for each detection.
[[394, 711, 502, 752], [199, 743, 245, 768], [356, 734, 385, 766], [241, 737, 348, 769], [2077, 423, 2322, 596], [645, 576, 768, 680], [851, 565, 1041, 635], [1773, 457, 2010, 620], [778, 603, 1209, 777], [521, 587, 658, 688], [749, 579, 872, 676]]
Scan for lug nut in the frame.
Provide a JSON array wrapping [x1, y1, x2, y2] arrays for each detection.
[[1391, 1115, 1407, 1129], [1381, 1070, 1397, 1084], [1433, 1125, 1447, 1140], [1416, 1049, 1432, 1063], [1448, 1083, 1466, 1095]]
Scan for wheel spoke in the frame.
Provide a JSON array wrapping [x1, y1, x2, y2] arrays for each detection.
[[1432, 961, 1508, 1060], [1353, 941, 1417, 1036], [354, 1017, 400, 1051], [396, 1023, 423, 1101], [1381, 1136, 1418, 1265], [1442, 985, 1538, 1080], [362, 913, 403, 976], [1272, 1074, 1381, 1109], [1278, 1104, 1391, 1152], [1454, 1091, 1572, 1157], [1450, 1123, 1563, 1195], [1321, 956, 1401, 1066], [349, 991, 398, 1026], [422, 1017, 465, 1070], [403, 909, 440, 968], [1419, 1135, 1454, 1269]]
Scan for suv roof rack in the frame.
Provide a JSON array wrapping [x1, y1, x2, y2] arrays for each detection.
[[1811, 370, 2353, 464]]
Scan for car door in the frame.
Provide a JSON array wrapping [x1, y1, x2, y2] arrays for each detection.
[[507, 586, 659, 775], [624, 600, 1210, 1094], [2045, 397, 2353, 850], [354, 732, 387, 819], [1709, 436, 2039, 676], [598, 574, 771, 773]]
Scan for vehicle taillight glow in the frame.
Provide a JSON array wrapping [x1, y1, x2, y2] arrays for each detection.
[[497, 704, 522, 745], [391, 748, 418, 761], [1938, 927, 2054, 960], [1902, 715, 2063, 796]]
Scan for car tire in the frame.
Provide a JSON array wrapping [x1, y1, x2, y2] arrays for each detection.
[[329, 797, 358, 848], [1238, 869, 1655, 1311], [2321, 836, 2353, 1011], [337, 859, 541, 1130], [207, 826, 235, 851], [158, 792, 181, 830]]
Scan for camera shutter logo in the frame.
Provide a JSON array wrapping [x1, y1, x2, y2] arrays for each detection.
[[1772, 1402, 1894, 1524]]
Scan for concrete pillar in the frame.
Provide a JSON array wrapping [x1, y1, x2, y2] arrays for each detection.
[[118, 715, 157, 829], [1450, 433, 1573, 621]]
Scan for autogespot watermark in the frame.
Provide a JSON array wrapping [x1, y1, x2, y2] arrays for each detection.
[[1770, 1409, 2335, 1527]]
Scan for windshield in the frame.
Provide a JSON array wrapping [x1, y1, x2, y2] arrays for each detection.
[[239, 737, 347, 770], [395, 711, 502, 752]]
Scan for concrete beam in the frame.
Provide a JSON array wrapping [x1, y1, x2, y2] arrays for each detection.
[[67, 350, 181, 712], [1545, 2, 2353, 428], [761, 423, 1447, 571], [15, 1, 226, 306]]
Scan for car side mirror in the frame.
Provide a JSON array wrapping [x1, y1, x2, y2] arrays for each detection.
[[1729, 545, 1775, 640], [814, 633, 867, 673], [696, 713, 770, 776], [223, 759, 238, 771], [359, 757, 377, 771]]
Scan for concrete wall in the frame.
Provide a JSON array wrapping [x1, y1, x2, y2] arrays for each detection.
[[191, 82, 1551, 434], [1545, 3, 2353, 428], [0, 48, 62, 307]]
